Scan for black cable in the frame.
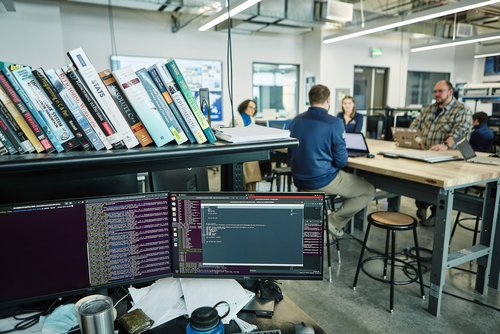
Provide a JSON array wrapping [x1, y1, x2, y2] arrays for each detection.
[[0, 298, 62, 333], [226, 1, 235, 127], [108, 0, 118, 56]]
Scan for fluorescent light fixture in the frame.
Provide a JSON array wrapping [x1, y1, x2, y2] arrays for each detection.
[[474, 52, 500, 58], [199, 0, 262, 32], [323, 0, 500, 44], [411, 32, 500, 52]]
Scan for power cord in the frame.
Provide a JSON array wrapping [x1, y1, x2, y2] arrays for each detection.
[[0, 298, 62, 334], [226, 1, 235, 127]]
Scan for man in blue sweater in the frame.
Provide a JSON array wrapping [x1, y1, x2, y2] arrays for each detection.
[[470, 112, 495, 152], [289, 84, 375, 237]]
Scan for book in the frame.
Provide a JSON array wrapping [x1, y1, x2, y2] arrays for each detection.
[[45, 68, 106, 151], [11, 65, 79, 152], [112, 66, 174, 147], [156, 62, 206, 144], [0, 63, 64, 152], [0, 70, 54, 152], [33, 68, 92, 151], [135, 68, 188, 145], [63, 64, 123, 149], [0, 80, 42, 152], [147, 65, 195, 144], [0, 122, 17, 154], [0, 137, 8, 155], [0, 101, 30, 153], [98, 69, 153, 147], [67, 48, 139, 149], [55, 68, 111, 150], [212, 125, 291, 143], [165, 58, 216, 143]]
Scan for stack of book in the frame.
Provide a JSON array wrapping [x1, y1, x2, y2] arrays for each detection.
[[0, 48, 217, 155]]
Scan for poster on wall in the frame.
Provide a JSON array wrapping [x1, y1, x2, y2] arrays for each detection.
[[110, 55, 223, 121], [483, 55, 500, 76]]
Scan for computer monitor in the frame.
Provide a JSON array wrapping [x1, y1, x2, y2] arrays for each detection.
[[169, 192, 324, 280], [0, 192, 172, 307], [267, 119, 292, 130]]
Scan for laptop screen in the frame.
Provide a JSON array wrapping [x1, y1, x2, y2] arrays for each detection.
[[345, 132, 369, 151], [456, 137, 476, 160]]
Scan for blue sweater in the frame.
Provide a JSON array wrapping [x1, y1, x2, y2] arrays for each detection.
[[289, 107, 348, 190], [337, 112, 364, 133], [469, 123, 494, 152]]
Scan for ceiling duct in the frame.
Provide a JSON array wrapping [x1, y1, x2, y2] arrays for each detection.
[[1, 0, 15, 11]]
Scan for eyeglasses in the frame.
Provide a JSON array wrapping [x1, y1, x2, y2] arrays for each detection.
[[433, 89, 449, 94]]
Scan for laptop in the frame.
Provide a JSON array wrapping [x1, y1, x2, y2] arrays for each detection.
[[378, 149, 460, 163], [345, 132, 370, 157], [456, 137, 500, 166], [392, 128, 424, 150]]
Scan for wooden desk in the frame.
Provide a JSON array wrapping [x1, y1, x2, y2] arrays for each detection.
[[349, 139, 500, 316]]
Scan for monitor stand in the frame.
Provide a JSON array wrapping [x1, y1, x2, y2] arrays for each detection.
[[241, 296, 275, 318]]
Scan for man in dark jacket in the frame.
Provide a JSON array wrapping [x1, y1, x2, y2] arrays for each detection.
[[470, 112, 495, 152], [289, 84, 375, 237]]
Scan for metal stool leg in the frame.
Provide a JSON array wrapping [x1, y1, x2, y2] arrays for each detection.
[[390, 230, 396, 313], [336, 237, 341, 264], [413, 226, 426, 299], [269, 174, 275, 191], [451, 211, 461, 239], [472, 216, 481, 246], [353, 223, 372, 289], [324, 198, 332, 282], [383, 229, 390, 279]]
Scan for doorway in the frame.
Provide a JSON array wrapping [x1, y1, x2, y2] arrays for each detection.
[[353, 66, 389, 113]]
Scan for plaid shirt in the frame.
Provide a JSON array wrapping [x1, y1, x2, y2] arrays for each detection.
[[410, 98, 472, 149]]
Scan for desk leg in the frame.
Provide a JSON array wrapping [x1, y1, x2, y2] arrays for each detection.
[[477, 181, 500, 291], [428, 189, 454, 317], [490, 207, 500, 289], [221, 163, 244, 191]]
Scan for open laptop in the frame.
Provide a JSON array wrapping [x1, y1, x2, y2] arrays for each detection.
[[456, 137, 500, 166], [345, 132, 370, 157], [392, 128, 424, 150]]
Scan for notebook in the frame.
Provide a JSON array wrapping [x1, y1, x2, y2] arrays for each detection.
[[378, 149, 460, 163], [392, 128, 424, 150], [456, 137, 500, 166], [345, 132, 370, 157]]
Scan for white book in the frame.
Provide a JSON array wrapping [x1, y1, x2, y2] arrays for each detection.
[[67, 48, 139, 149], [212, 124, 291, 143], [113, 66, 174, 147]]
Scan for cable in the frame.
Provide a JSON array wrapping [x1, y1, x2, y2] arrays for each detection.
[[113, 292, 130, 309], [108, 0, 118, 56], [0, 298, 62, 333], [226, 1, 235, 127]]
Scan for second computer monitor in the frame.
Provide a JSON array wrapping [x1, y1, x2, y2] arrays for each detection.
[[170, 192, 325, 280]]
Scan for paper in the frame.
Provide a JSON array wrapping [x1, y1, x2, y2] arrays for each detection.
[[129, 277, 188, 328], [180, 278, 255, 324], [212, 124, 291, 143]]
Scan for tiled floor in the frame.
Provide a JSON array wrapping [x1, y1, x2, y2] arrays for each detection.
[[209, 169, 500, 333]]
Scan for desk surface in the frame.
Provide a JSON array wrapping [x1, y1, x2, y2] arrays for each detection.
[[348, 139, 500, 188]]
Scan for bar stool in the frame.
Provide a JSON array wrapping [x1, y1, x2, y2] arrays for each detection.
[[450, 186, 484, 246], [352, 211, 425, 313], [269, 166, 292, 192]]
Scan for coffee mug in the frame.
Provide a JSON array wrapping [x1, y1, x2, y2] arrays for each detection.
[[75, 294, 117, 334]]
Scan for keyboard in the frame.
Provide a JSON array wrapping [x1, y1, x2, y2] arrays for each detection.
[[233, 330, 281, 334]]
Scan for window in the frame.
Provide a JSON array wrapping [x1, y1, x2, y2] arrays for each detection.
[[406, 71, 450, 105], [252, 63, 299, 119]]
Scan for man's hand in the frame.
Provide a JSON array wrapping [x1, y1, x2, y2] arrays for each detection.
[[429, 143, 448, 151]]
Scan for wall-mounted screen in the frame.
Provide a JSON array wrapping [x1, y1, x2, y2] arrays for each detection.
[[484, 56, 500, 76], [110, 55, 223, 121]]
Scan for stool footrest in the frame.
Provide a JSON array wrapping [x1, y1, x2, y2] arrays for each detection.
[[360, 255, 420, 286]]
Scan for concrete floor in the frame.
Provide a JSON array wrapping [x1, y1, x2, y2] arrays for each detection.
[[209, 170, 500, 333]]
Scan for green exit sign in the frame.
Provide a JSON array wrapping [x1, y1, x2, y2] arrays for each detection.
[[370, 48, 383, 57]]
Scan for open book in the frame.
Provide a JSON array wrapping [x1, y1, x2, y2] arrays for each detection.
[[212, 124, 291, 143]]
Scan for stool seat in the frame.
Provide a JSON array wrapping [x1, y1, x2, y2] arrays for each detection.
[[272, 166, 291, 175], [270, 166, 292, 192], [370, 212, 416, 229]]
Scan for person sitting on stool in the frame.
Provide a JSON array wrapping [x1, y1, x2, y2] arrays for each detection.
[[289, 84, 375, 237], [470, 112, 495, 152]]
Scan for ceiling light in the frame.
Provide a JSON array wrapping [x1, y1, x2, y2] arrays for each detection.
[[411, 32, 500, 52], [474, 52, 500, 58], [323, 0, 500, 44], [199, 0, 262, 32]]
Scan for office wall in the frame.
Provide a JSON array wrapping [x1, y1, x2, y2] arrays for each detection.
[[1, 0, 303, 124]]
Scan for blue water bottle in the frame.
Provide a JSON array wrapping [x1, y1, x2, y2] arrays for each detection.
[[186, 302, 229, 334]]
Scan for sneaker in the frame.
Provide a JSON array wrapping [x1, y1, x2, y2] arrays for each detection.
[[330, 226, 345, 238], [416, 208, 427, 222], [421, 216, 436, 227]]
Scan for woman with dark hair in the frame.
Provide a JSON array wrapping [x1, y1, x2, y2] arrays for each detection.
[[337, 95, 363, 133], [235, 99, 262, 191]]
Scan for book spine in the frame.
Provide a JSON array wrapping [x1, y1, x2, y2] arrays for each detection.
[[157, 63, 206, 144], [0, 64, 64, 152], [165, 59, 216, 143], [63, 65, 123, 149], [0, 83, 40, 152], [0, 114, 19, 154], [112, 66, 174, 147], [150, 65, 196, 143], [33, 68, 92, 151], [0, 101, 28, 153], [0, 70, 54, 152], [98, 69, 153, 147], [45, 69, 105, 151], [11, 66, 79, 152], [67, 48, 139, 149], [136, 68, 188, 145], [0, 132, 10, 155]]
